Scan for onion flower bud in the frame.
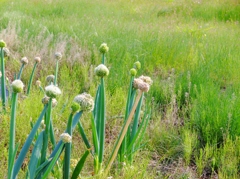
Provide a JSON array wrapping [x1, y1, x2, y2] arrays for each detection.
[[94, 64, 109, 77], [21, 57, 28, 65], [55, 52, 62, 61], [99, 43, 109, 54], [12, 79, 24, 93], [0, 40, 6, 48], [34, 56, 41, 63], [45, 84, 61, 98]]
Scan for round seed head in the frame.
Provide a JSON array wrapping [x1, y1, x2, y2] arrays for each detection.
[[133, 78, 150, 92], [34, 56, 41, 63], [3, 47, 10, 57], [12, 79, 24, 93], [46, 75, 55, 84], [21, 57, 28, 65], [139, 75, 153, 85], [45, 84, 61, 98], [52, 98, 58, 108], [60, 133, 72, 143], [130, 68, 137, 76], [42, 96, 50, 105], [36, 80, 41, 87], [55, 52, 62, 61], [134, 61, 141, 70], [74, 92, 94, 112], [99, 43, 109, 54], [0, 40, 6, 48], [94, 64, 109, 77], [71, 102, 80, 114]]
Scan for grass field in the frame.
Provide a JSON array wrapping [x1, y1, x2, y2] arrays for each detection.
[[0, 0, 240, 178]]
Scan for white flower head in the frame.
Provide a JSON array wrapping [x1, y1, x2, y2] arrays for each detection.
[[55, 52, 62, 61], [0, 71, 2, 78], [11, 79, 24, 93], [133, 78, 150, 92], [99, 43, 109, 54], [74, 92, 94, 112], [21, 57, 28, 65], [60, 133, 72, 143], [94, 64, 109, 77], [45, 84, 61, 98], [34, 56, 41, 63], [139, 75, 153, 86]]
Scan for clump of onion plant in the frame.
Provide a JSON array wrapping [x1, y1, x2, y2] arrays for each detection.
[[26, 56, 41, 95], [105, 73, 153, 176], [8, 79, 24, 179]]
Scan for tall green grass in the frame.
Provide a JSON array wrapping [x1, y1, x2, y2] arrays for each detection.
[[0, 0, 239, 178]]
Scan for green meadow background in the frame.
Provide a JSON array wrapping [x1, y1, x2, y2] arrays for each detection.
[[0, 0, 239, 178]]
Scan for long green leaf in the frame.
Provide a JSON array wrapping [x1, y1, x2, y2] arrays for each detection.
[[12, 105, 48, 178], [77, 121, 92, 151], [91, 116, 99, 156], [71, 150, 90, 179], [28, 131, 44, 179], [41, 143, 64, 179]]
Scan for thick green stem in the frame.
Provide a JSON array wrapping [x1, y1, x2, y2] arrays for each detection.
[[101, 53, 105, 64], [17, 64, 24, 80], [8, 92, 18, 179], [54, 60, 59, 85], [99, 77, 105, 166], [63, 113, 73, 179], [26, 62, 38, 95], [1, 47, 7, 110]]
